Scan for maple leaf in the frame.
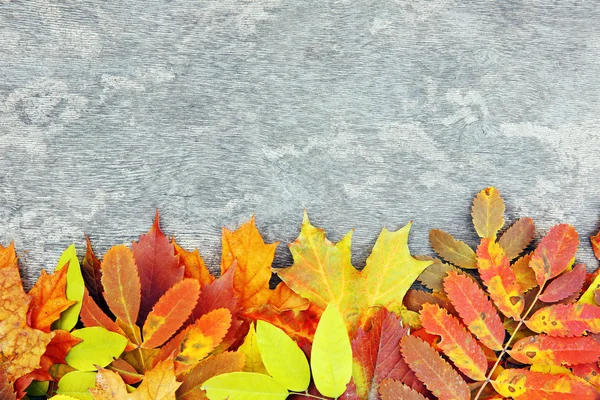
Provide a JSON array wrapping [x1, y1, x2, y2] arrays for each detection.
[[539, 263, 587, 303], [443, 270, 505, 351], [27, 266, 76, 332], [472, 186, 505, 240], [277, 213, 431, 332], [525, 303, 600, 336], [0, 242, 54, 385], [529, 224, 579, 286], [429, 229, 477, 269], [400, 335, 470, 400], [0, 366, 16, 400], [132, 212, 183, 325], [509, 334, 600, 366], [378, 378, 427, 400], [174, 240, 215, 287], [351, 308, 423, 399], [498, 217, 535, 261]]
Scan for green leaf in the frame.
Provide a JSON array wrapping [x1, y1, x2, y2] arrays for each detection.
[[26, 380, 49, 396], [202, 372, 289, 400], [56, 371, 96, 400], [65, 327, 128, 371], [256, 320, 310, 391], [54, 244, 85, 331], [311, 303, 352, 398]]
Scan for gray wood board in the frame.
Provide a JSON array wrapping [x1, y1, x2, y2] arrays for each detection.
[[1, 1, 600, 289]]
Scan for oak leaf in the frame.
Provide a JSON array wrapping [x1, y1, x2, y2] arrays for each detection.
[[28, 267, 76, 332], [472, 186, 505, 240], [429, 229, 477, 269]]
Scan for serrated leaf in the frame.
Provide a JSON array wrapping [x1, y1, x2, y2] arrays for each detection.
[[256, 320, 310, 391], [417, 259, 458, 292], [311, 304, 352, 398], [80, 289, 126, 338], [529, 224, 579, 286], [132, 212, 183, 325], [176, 352, 245, 400], [82, 237, 106, 310], [238, 322, 268, 374], [378, 378, 427, 400], [472, 186, 505, 240], [142, 279, 200, 349], [525, 303, 600, 336], [572, 362, 600, 389], [419, 303, 488, 381], [579, 268, 600, 305], [174, 240, 215, 287], [509, 335, 600, 366], [540, 264, 586, 303], [492, 368, 600, 399], [55, 244, 85, 331], [400, 335, 469, 400], [443, 270, 505, 351], [429, 229, 477, 269], [477, 238, 524, 319], [591, 232, 600, 261], [201, 372, 288, 400], [56, 371, 96, 400], [512, 253, 538, 293], [65, 327, 128, 371], [498, 217, 535, 260], [28, 267, 75, 332]]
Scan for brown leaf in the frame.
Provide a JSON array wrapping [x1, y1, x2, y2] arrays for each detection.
[[498, 217, 535, 260], [82, 236, 106, 308], [472, 187, 505, 240], [429, 229, 477, 269], [416, 259, 458, 292]]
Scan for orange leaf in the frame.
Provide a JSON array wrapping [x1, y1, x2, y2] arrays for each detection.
[[540, 264, 587, 303], [400, 335, 470, 400], [378, 378, 427, 400], [492, 368, 599, 399], [571, 363, 600, 389], [529, 224, 579, 286], [27, 267, 75, 332], [90, 367, 130, 399], [174, 240, 215, 287], [176, 352, 245, 399], [509, 335, 600, 366], [131, 358, 181, 399], [142, 279, 200, 349], [419, 303, 488, 381], [591, 231, 600, 261], [472, 186, 505, 240], [512, 253, 538, 293], [477, 238, 524, 320], [80, 288, 126, 337], [429, 229, 477, 269], [108, 358, 144, 384], [267, 282, 310, 311], [0, 366, 16, 400], [498, 217, 535, 261], [443, 271, 505, 351], [525, 303, 600, 336]]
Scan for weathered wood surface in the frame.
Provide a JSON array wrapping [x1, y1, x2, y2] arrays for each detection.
[[1, 1, 600, 288]]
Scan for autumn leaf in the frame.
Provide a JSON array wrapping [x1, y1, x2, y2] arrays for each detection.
[[591, 231, 600, 260], [65, 327, 128, 371], [54, 244, 85, 331], [89, 367, 129, 399], [472, 186, 505, 240], [27, 266, 75, 332], [572, 362, 600, 389], [525, 303, 600, 336], [244, 303, 320, 343], [57, 370, 97, 399], [80, 288, 126, 338], [277, 214, 431, 332], [142, 278, 200, 349], [132, 212, 183, 325], [400, 335, 470, 400], [419, 303, 488, 381], [107, 358, 144, 384], [477, 238, 524, 320], [238, 322, 267, 374], [202, 372, 288, 400], [512, 253, 538, 293], [378, 378, 427, 400], [529, 224, 579, 286], [509, 335, 600, 366], [429, 229, 477, 269], [498, 217, 535, 261], [24, 330, 82, 382], [443, 270, 505, 351], [416, 258, 458, 293], [491, 368, 600, 399], [351, 309, 423, 399], [176, 352, 245, 400], [0, 367, 16, 400], [174, 240, 215, 288], [539, 263, 587, 303], [82, 236, 106, 310]]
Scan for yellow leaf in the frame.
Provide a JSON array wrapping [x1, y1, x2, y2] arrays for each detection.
[[238, 322, 268, 374], [472, 187, 505, 240], [202, 372, 288, 400], [55, 244, 85, 331]]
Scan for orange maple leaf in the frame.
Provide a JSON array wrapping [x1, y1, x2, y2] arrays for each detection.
[[27, 266, 75, 332]]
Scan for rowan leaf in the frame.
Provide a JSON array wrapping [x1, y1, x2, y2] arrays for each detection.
[[509, 335, 600, 366], [107, 358, 143, 385], [591, 231, 600, 261], [429, 229, 477, 269], [80, 289, 126, 338], [498, 217, 536, 261], [201, 372, 288, 400], [417, 259, 458, 292], [132, 211, 183, 325], [571, 362, 600, 389], [419, 303, 488, 381], [525, 303, 600, 336], [491, 368, 600, 399], [477, 238, 524, 319], [174, 240, 215, 287], [529, 224, 579, 286], [56, 371, 96, 400], [400, 335, 469, 400], [28, 267, 75, 332], [378, 379, 427, 400], [54, 244, 85, 331], [142, 279, 200, 349], [238, 322, 267, 374], [82, 236, 105, 309], [176, 351, 245, 400], [65, 327, 128, 371], [351, 309, 423, 399], [0, 242, 54, 384], [311, 304, 353, 398], [256, 320, 310, 391], [540, 264, 587, 303], [443, 270, 505, 351], [579, 268, 600, 305], [512, 253, 538, 293], [472, 186, 505, 240], [101, 244, 141, 344]]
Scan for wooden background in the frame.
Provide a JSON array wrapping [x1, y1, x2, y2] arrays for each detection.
[[1, 1, 599, 288]]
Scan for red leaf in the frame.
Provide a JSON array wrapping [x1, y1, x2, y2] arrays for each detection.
[[591, 231, 600, 261], [107, 358, 144, 384], [540, 264, 587, 303], [82, 236, 106, 309], [529, 224, 579, 286], [379, 378, 427, 400], [509, 335, 600, 366], [525, 303, 600, 336], [132, 211, 183, 324], [80, 288, 126, 337]]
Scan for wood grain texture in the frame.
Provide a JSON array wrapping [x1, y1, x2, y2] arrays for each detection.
[[0, 1, 599, 288]]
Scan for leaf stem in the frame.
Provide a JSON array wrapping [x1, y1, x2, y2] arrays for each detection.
[[473, 283, 545, 400]]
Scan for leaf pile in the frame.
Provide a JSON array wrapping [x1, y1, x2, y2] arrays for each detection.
[[2, 188, 600, 399]]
